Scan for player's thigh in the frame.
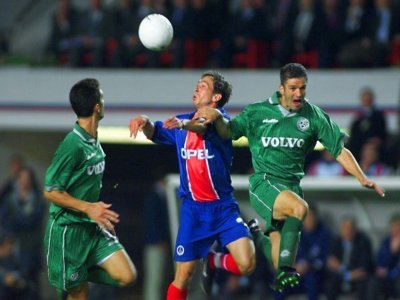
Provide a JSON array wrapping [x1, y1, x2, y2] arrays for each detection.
[[100, 249, 137, 284], [273, 190, 308, 220], [226, 236, 256, 271]]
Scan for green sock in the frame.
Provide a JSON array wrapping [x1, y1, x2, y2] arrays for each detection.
[[252, 230, 272, 265], [88, 266, 121, 287], [278, 216, 302, 269]]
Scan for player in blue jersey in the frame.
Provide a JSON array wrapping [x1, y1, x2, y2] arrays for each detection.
[[129, 70, 256, 299]]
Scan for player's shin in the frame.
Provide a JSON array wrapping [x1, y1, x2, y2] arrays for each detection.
[[278, 216, 302, 268]]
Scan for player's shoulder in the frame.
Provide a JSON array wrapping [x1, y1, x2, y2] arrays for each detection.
[[302, 99, 327, 117], [244, 99, 270, 111]]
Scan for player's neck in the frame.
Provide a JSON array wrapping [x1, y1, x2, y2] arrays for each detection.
[[78, 117, 98, 138]]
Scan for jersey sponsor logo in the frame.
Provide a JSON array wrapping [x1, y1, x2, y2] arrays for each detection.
[[262, 118, 279, 124], [297, 117, 310, 131], [87, 161, 105, 175], [180, 148, 214, 160], [261, 137, 305, 148]]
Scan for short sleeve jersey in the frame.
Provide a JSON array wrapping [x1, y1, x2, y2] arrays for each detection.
[[151, 109, 234, 202], [44, 122, 106, 223], [231, 92, 346, 183]]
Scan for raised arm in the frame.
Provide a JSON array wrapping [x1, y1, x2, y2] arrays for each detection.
[[129, 115, 155, 139], [194, 107, 231, 139], [336, 147, 385, 197]]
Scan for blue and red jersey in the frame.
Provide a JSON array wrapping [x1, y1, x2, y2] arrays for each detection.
[[151, 109, 234, 202]]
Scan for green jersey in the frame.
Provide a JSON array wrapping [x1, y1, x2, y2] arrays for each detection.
[[231, 92, 345, 183], [44, 122, 106, 223]]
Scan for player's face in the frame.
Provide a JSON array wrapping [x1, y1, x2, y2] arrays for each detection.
[[97, 89, 105, 120], [279, 77, 307, 111], [192, 76, 220, 108]]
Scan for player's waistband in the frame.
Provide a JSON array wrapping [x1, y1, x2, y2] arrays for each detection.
[[253, 173, 300, 186], [182, 195, 237, 206]]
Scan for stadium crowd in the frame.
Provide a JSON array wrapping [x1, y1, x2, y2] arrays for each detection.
[[46, 0, 400, 69]]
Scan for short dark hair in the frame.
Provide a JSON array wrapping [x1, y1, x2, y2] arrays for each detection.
[[280, 63, 308, 85], [69, 78, 101, 117], [201, 70, 232, 108]]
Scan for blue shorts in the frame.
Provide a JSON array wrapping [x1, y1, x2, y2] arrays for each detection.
[[174, 197, 251, 262]]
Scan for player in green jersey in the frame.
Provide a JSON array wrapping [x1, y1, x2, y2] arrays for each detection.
[[194, 63, 385, 293], [43, 78, 137, 300]]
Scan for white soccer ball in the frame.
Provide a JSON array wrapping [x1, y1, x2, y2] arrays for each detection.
[[138, 14, 174, 51]]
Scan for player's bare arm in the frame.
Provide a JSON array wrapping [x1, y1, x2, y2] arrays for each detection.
[[163, 116, 206, 133], [44, 190, 119, 232], [336, 147, 385, 197], [129, 115, 155, 138], [194, 107, 231, 139]]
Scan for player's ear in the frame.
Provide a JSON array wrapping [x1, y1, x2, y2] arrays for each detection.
[[279, 84, 284, 95], [212, 93, 222, 103]]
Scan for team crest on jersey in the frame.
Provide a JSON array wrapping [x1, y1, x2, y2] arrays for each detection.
[[70, 272, 79, 281], [297, 117, 310, 132], [176, 245, 185, 256]]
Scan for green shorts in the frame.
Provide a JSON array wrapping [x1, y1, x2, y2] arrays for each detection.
[[44, 213, 124, 291], [249, 174, 303, 233]]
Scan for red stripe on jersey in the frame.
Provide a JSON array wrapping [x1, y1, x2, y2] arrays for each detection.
[[185, 131, 219, 201]]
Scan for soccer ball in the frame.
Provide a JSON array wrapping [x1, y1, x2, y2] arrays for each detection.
[[138, 14, 174, 51]]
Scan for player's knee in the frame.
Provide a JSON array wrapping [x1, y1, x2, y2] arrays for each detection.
[[292, 201, 308, 220], [236, 255, 256, 275], [117, 268, 137, 287], [174, 267, 195, 286]]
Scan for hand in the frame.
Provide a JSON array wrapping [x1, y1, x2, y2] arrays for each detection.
[[163, 116, 182, 129], [193, 107, 222, 125], [360, 178, 385, 197], [129, 115, 149, 138], [85, 201, 119, 232]]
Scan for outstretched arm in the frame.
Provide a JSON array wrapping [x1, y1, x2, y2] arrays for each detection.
[[194, 107, 231, 139], [163, 116, 207, 133], [336, 147, 385, 197], [129, 115, 155, 139]]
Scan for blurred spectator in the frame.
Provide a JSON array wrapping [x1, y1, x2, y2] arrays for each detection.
[[276, 0, 322, 67], [111, 0, 143, 67], [143, 168, 172, 300], [318, 0, 345, 68], [170, 0, 188, 67], [324, 215, 374, 300], [216, 0, 269, 68], [347, 86, 387, 162], [336, 0, 374, 67], [365, 0, 400, 67], [47, 0, 79, 65], [369, 213, 400, 299], [359, 141, 390, 176], [0, 154, 25, 205], [69, 0, 114, 67], [306, 149, 346, 176], [0, 230, 29, 299], [0, 30, 9, 64], [179, 0, 216, 68], [293, 202, 332, 300], [0, 167, 45, 300]]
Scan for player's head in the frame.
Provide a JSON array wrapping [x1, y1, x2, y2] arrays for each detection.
[[278, 63, 308, 112], [280, 63, 308, 85], [69, 78, 104, 119], [201, 70, 232, 108]]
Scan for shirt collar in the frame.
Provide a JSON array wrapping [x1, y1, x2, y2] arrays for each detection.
[[73, 122, 97, 144], [268, 91, 281, 105]]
